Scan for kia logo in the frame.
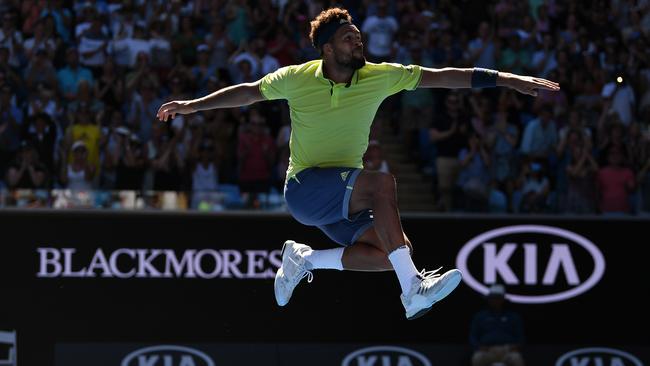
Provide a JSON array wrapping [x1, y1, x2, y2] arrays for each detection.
[[555, 347, 644, 366], [121, 345, 215, 366], [341, 345, 431, 366], [456, 225, 605, 304]]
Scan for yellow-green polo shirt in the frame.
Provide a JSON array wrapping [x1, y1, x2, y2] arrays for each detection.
[[259, 59, 422, 179]]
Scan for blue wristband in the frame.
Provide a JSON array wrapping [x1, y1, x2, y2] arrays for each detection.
[[471, 68, 498, 88]]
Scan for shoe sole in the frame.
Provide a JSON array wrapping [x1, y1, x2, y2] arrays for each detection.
[[406, 270, 463, 320], [274, 240, 295, 307]]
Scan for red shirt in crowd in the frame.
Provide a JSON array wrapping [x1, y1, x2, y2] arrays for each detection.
[[597, 166, 635, 213], [237, 131, 275, 182]]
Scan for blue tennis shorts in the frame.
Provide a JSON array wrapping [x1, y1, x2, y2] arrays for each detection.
[[284, 167, 374, 246]]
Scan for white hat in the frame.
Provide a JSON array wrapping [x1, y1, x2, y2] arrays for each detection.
[[71, 140, 87, 151]]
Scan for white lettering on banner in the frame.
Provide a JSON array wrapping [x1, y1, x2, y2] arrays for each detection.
[[456, 225, 606, 304], [523, 244, 536, 284], [87, 248, 112, 277], [221, 250, 243, 278], [137, 249, 163, 278], [164, 249, 196, 278], [122, 345, 214, 366], [38, 248, 61, 277], [247, 250, 270, 278], [194, 249, 221, 279], [138, 355, 158, 366], [341, 346, 431, 366], [111, 249, 137, 278], [556, 347, 644, 366], [36, 248, 281, 279], [63, 248, 86, 277], [483, 243, 518, 284], [543, 244, 580, 285], [483, 243, 581, 286]]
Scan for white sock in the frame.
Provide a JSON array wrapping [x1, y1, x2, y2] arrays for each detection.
[[303, 248, 344, 270], [388, 245, 419, 295]]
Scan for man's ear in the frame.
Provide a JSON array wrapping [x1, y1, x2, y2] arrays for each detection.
[[322, 43, 333, 56]]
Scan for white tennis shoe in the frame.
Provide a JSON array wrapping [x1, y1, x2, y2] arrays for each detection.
[[401, 268, 462, 320], [274, 240, 313, 306]]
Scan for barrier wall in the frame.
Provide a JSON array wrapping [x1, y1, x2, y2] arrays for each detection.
[[0, 210, 647, 365]]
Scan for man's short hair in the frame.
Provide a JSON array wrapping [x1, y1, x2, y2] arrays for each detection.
[[309, 7, 353, 52]]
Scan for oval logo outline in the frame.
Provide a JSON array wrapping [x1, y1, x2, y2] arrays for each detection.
[[555, 347, 644, 366], [456, 225, 606, 304], [341, 345, 432, 366], [121, 345, 215, 366]]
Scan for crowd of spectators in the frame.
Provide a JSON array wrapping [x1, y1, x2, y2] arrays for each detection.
[[0, 0, 649, 214]]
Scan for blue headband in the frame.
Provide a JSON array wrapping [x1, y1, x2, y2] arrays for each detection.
[[314, 19, 352, 51]]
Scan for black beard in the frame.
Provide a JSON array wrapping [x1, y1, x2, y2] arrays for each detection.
[[334, 50, 366, 71]]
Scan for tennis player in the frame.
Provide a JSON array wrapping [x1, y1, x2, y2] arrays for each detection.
[[157, 7, 559, 320]]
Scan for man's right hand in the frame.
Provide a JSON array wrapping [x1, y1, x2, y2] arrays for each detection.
[[156, 100, 196, 122]]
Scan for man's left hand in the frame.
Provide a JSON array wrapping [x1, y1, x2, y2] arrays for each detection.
[[499, 73, 560, 97]]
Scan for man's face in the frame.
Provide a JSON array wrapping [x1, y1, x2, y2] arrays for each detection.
[[330, 25, 365, 71]]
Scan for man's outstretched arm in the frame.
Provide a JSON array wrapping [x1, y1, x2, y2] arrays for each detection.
[[418, 67, 560, 96], [156, 80, 266, 122]]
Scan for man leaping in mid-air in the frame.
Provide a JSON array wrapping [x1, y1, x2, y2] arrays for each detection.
[[157, 7, 560, 320]]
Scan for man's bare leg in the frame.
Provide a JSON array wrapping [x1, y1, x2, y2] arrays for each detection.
[[340, 227, 412, 271], [346, 170, 420, 295]]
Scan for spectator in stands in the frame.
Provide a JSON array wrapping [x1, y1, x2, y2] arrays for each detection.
[[469, 283, 525, 366], [113, 130, 146, 191], [192, 44, 218, 96], [531, 33, 557, 79], [66, 79, 103, 116], [520, 104, 557, 160], [125, 51, 160, 94], [150, 123, 185, 192], [127, 80, 162, 143], [457, 132, 491, 212], [517, 161, 550, 213], [204, 20, 232, 70], [40, 0, 72, 44], [597, 146, 636, 215], [26, 82, 60, 124], [486, 101, 518, 208], [566, 135, 599, 214], [112, 22, 151, 70], [0, 84, 23, 179], [0, 11, 23, 69], [498, 34, 530, 75], [59, 140, 95, 191], [63, 102, 101, 170], [24, 48, 58, 93], [266, 25, 298, 67], [5, 140, 49, 189], [637, 137, 650, 214], [430, 91, 471, 211], [361, 0, 398, 63], [172, 15, 200, 66], [601, 72, 636, 127], [57, 47, 94, 102], [466, 21, 497, 70], [77, 14, 109, 75], [399, 41, 433, 164], [191, 140, 219, 208], [0, 46, 22, 93], [23, 112, 57, 175], [237, 108, 275, 204], [94, 57, 123, 111]]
